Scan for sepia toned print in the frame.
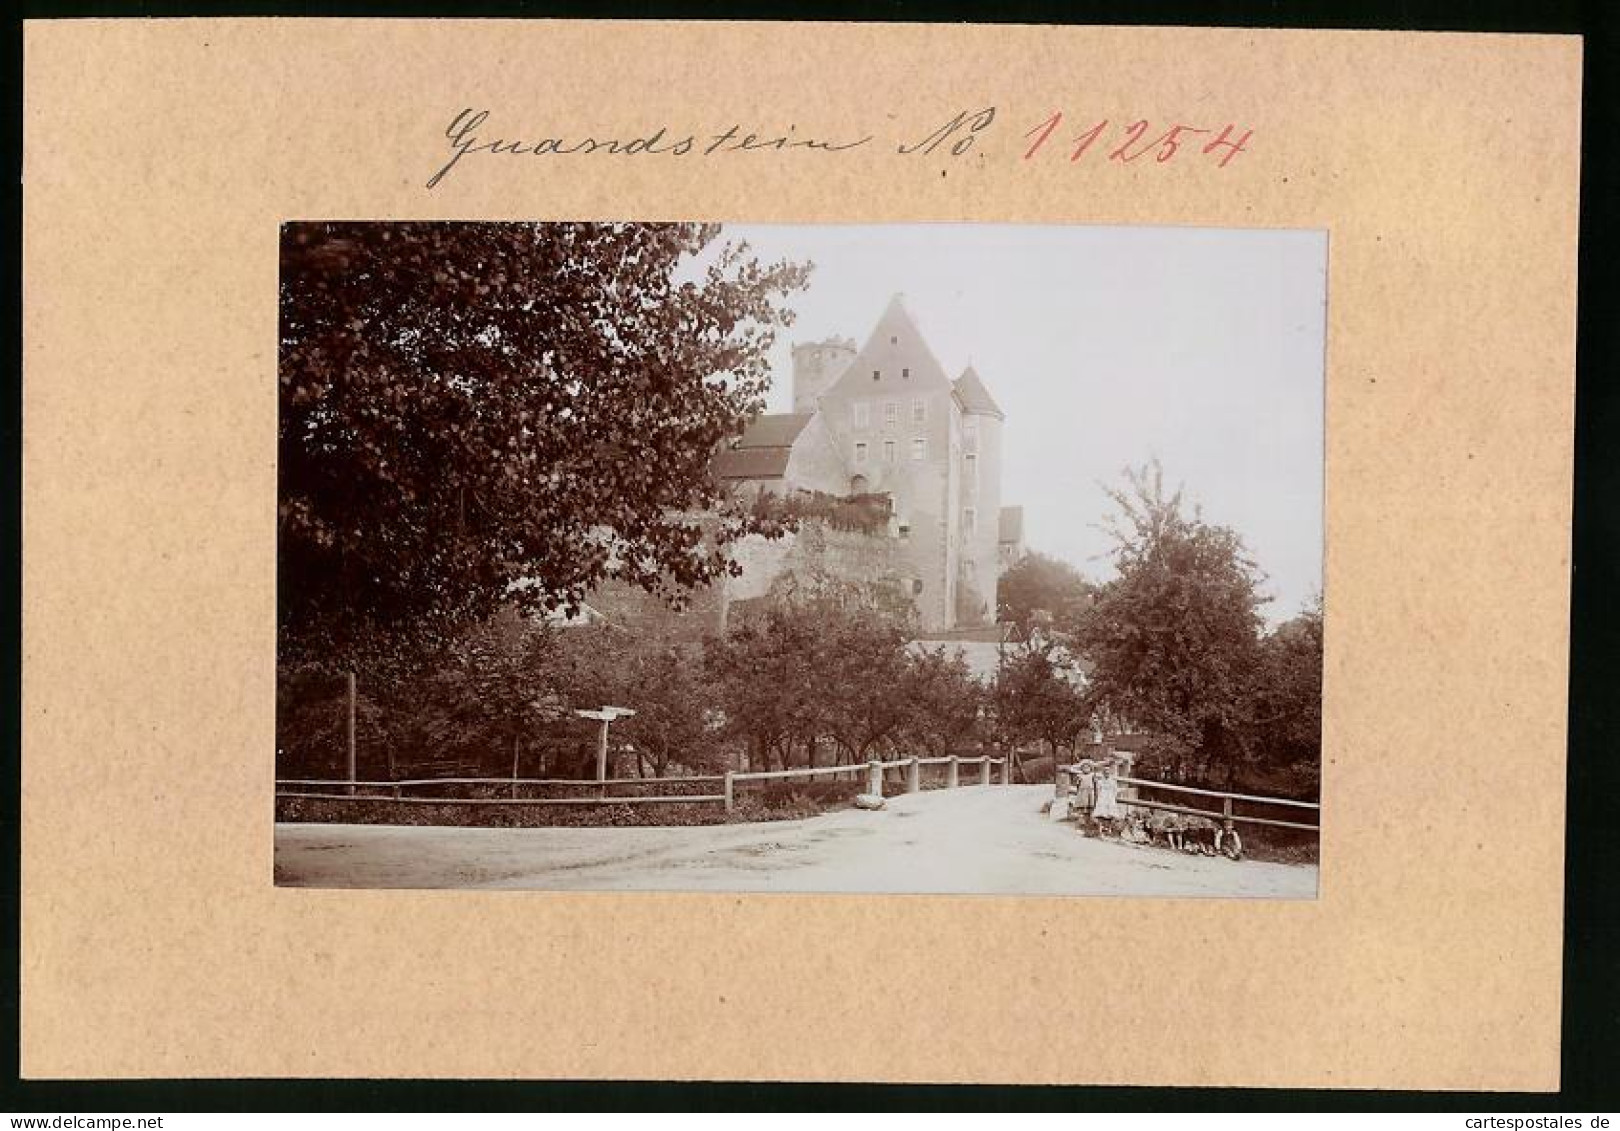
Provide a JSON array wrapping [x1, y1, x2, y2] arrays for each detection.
[[274, 220, 1326, 896]]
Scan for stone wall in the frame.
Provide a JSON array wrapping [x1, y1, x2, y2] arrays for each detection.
[[588, 518, 909, 640]]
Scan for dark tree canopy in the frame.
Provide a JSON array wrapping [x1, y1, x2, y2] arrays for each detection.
[[1253, 596, 1324, 793], [994, 637, 1088, 758], [1071, 461, 1270, 780], [279, 221, 810, 662], [997, 550, 1094, 637]]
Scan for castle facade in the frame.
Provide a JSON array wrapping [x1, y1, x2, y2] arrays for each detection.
[[713, 295, 1024, 632]]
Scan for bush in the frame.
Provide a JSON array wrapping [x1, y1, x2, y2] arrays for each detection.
[[1017, 755, 1055, 783], [274, 795, 728, 828]]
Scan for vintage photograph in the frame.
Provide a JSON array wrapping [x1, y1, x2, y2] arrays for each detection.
[[274, 222, 1326, 896]]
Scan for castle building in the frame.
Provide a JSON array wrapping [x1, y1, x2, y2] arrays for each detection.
[[713, 294, 1023, 633]]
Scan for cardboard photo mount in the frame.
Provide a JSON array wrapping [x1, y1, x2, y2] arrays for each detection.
[[21, 21, 1580, 1089]]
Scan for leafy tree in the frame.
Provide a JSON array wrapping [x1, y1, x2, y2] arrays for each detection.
[[993, 636, 1089, 761], [613, 644, 722, 778], [901, 646, 986, 756], [997, 550, 1094, 637], [706, 598, 823, 771], [1252, 595, 1324, 796], [1070, 461, 1269, 784], [816, 604, 913, 763], [707, 581, 915, 770], [279, 221, 811, 663]]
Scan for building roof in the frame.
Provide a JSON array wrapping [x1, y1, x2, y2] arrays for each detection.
[[998, 505, 1024, 544], [907, 639, 1006, 683], [825, 294, 956, 400], [734, 412, 814, 449], [711, 412, 814, 481], [953, 365, 1004, 419], [712, 445, 793, 481]]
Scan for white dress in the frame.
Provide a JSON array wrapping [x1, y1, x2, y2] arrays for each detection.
[[1092, 774, 1122, 820]]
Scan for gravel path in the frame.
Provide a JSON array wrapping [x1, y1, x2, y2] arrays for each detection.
[[274, 784, 1317, 898]]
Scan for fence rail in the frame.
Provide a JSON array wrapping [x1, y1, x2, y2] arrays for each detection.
[[274, 776, 726, 789], [277, 791, 727, 806], [276, 754, 1013, 817], [1095, 772, 1320, 833], [1116, 776, 1320, 812]]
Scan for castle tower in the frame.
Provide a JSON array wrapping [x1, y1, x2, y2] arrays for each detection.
[[815, 295, 962, 631], [791, 337, 857, 414], [952, 364, 1005, 627]]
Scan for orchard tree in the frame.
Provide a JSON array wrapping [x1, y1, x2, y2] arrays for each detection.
[[994, 637, 1089, 761], [902, 647, 986, 756], [706, 596, 826, 771], [616, 644, 722, 778], [1071, 461, 1269, 784], [279, 222, 810, 663]]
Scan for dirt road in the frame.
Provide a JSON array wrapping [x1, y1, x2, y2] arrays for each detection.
[[274, 784, 1316, 897]]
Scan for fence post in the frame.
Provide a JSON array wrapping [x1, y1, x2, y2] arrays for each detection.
[[867, 759, 883, 798], [345, 669, 357, 796], [1055, 767, 1070, 800], [999, 756, 1010, 786], [979, 758, 991, 787], [947, 756, 959, 789], [907, 756, 921, 794], [724, 772, 735, 814]]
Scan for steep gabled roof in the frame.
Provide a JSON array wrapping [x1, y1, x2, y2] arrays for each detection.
[[953, 365, 1004, 419], [998, 505, 1024, 544], [825, 294, 955, 400]]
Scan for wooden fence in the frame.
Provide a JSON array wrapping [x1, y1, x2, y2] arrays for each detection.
[[1107, 773, 1320, 833], [275, 754, 1011, 815], [724, 754, 1008, 812], [273, 776, 728, 806]]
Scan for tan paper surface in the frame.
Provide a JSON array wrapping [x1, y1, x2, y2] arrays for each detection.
[[21, 20, 1580, 1088]]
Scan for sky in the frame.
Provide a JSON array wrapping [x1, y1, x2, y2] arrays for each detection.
[[724, 223, 1327, 624]]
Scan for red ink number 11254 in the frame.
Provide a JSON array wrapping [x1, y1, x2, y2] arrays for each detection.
[[1022, 112, 1253, 167]]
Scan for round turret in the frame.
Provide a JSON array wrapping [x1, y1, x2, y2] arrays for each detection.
[[791, 337, 857, 413]]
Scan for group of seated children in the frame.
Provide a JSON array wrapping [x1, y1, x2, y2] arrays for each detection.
[[1137, 808, 1223, 855]]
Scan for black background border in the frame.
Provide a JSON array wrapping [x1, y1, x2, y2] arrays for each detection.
[[4, 0, 1615, 1112]]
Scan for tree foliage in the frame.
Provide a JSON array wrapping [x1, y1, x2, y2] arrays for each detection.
[[993, 637, 1088, 758], [1252, 595, 1324, 793], [1070, 461, 1270, 783], [706, 583, 915, 768], [278, 221, 811, 663], [997, 550, 1094, 638], [900, 647, 986, 757]]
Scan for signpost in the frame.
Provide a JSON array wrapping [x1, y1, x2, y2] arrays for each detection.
[[575, 706, 636, 796]]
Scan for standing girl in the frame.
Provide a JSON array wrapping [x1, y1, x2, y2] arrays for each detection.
[[1092, 762, 1123, 835]]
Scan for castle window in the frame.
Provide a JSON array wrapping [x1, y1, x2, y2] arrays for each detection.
[[854, 442, 868, 465], [884, 440, 896, 464], [964, 452, 978, 493], [884, 401, 898, 425], [912, 398, 925, 424], [911, 438, 927, 461], [872, 369, 881, 381], [964, 507, 977, 536], [854, 402, 870, 428], [902, 367, 910, 379], [890, 335, 898, 344]]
